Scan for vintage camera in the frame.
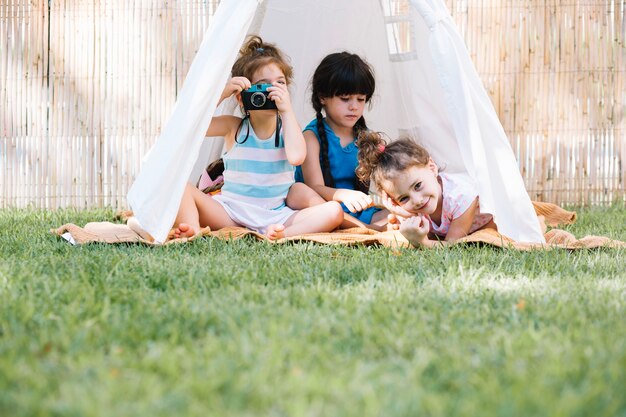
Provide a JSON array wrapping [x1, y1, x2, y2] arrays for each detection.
[[241, 83, 277, 111]]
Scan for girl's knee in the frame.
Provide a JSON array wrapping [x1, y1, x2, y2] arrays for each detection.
[[184, 182, 199, 196], [289, 182, 308, 193], [326, 201, 344, 224]]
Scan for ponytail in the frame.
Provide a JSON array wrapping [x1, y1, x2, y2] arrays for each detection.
[[352, 116, 371, 193], [356, 131, 387, 184], [231, 35, 293, 84], [311, 91, 335, 187], [315, 110, 335, 187]]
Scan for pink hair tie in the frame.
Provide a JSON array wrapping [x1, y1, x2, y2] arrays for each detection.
[[378, 144, 385, 153]]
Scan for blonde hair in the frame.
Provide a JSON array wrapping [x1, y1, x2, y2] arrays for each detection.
[[356, 131, 431, 189], [231, 35, 293, 84]]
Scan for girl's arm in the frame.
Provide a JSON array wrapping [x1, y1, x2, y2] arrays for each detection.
[[268, 83, 306, 165], [400, 198, 480, 248], [299, 131, 373, 213], [443, 197, 480, 241], [205, 115, 242, 143], [279, 110, 306, 166], [204, 77, 252, 142]]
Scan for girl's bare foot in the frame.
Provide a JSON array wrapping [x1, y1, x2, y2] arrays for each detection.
[[386, 213, 401, 231], [169, 223, 199, 239], [265, 224, 286, 240]]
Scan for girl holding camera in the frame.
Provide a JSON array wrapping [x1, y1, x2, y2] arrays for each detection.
[[172, 36, 343, 240], [293, 52, 390, 231]]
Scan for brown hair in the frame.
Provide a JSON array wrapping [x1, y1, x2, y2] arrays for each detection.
[[231, 35, 293, 84], [356, 131, 431, 190]]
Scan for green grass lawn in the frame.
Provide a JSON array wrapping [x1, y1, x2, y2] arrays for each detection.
[[0, 205, 625, 417]]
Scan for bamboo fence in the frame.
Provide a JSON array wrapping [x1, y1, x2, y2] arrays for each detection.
[[1, 0, 624, 208]]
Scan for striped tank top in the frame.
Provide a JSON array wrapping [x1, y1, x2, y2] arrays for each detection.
[[220, 119, 295, 210]]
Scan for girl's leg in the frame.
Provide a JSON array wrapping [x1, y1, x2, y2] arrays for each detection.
[[172, 183, 238, 238], [285, 182, 326, 210], [366, 209, 390, 232], [340, 213, 368, 229], [266, 201, 343, 239], [341, 208, 390, 231], [477, 218, 498, 232], [287, 183, 364, 230]]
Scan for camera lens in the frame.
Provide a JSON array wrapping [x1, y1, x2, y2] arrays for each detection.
[[250, 92, 266, 107]]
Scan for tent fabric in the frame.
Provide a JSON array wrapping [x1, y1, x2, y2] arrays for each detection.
[[126, 0, 260, 243], [409, 0, 545, 243], [127, 0, 545, 244]]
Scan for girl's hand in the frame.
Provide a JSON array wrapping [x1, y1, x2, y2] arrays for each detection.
[[222, 77, 251, 100], [399, 214, 430, 246], [380, 189, 414, 219], [341, 190, 373, 213], [267, 82, 293, 114]]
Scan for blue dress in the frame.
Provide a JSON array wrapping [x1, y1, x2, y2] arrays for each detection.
[[295, 118, 381, 224]]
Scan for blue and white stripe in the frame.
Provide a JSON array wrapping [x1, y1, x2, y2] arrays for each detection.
[[221, 120, 295, 210]]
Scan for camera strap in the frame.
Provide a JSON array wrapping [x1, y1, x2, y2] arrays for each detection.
[[274, 112, 282, 148], [234, 114, 250, 145], [235, 112, 281, 148]]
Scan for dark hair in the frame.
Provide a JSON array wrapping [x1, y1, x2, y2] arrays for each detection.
[[310, 52, 375, 192], [231, 35, 293, 85], [356, 131, 431, 191]]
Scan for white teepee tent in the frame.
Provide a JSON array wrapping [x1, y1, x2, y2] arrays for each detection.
[[127, 0, 545, 244]]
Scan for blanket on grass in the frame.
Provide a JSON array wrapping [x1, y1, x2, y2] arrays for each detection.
[[51, 202, 625, 250]]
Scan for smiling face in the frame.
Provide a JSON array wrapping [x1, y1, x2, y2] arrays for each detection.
[[383, 161, 442, 216], [321, 94, 367, 131]]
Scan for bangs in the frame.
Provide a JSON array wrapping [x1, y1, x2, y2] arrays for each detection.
[[323, 62, 375, 98]]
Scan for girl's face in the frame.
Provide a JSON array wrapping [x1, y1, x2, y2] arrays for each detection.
[[321, 94, 367, 130], [384, 161, 441, 216], [240, 63, 287, 119]]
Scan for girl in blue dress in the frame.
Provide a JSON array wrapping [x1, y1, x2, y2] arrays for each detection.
[[294, 52, 388, 230]]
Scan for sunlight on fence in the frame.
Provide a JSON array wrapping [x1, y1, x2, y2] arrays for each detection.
[[1, 0, 624, 208]]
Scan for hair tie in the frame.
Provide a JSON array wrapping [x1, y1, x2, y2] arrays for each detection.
[[256, 47, 265, 53], [378, 144, 385, 153]]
